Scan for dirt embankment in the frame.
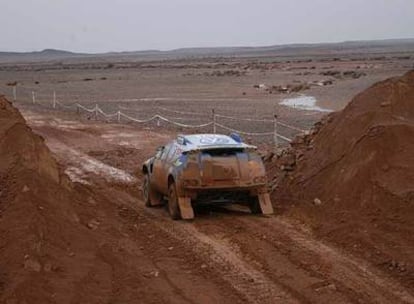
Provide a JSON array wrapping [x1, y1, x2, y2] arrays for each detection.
[[268, 70, 414, 289], [0, 96, 99, 302]]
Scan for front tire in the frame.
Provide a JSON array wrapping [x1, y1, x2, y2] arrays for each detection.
[[168, 182, 181, 220]]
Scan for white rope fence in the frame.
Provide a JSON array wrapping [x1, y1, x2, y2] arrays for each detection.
[[11, 87, 309, 149], [158, 106, 306, 133], [70, 103, 295, 147]]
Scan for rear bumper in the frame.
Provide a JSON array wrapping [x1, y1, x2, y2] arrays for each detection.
[[179, 182, 268, 201], [180, 177, 266, 189], [182, 182, 267, 191]]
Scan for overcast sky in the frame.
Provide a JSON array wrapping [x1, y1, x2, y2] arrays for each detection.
[[2, 0, 414, 53]]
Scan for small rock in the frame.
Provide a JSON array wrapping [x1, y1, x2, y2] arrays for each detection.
[[284, 154, 296, 166], [327, 283, 337, 291], [313, 198, 322, 206], [87, 219, 100, 230], [263, 152, 275, 162], [44, 262, 52, 272], [88, 197, 97, 205], [380, 101, 391, 107], [72, 214, 80, 223], [201, 264, 208, 269], [24, 259, 41, 272], [22, 185, 30, 193], [167, 246, 174, 251], [281, 165, 294, 172]]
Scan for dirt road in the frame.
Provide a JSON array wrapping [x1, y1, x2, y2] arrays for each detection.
[[21, 107, 414, 304]]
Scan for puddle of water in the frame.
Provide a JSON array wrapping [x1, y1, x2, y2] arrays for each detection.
[[280, 95, 332, 112], [51, 142, 136, 184]]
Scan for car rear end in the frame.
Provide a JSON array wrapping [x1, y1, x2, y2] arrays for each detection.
[[177, 146, 269, 205]]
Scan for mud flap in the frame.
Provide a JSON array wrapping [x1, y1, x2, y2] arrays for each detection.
[[258, 193, 274, 215], [178, 197, 194, 220]]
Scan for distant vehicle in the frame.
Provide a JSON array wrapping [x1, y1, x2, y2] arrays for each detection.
[[142, 134, 273, 220]]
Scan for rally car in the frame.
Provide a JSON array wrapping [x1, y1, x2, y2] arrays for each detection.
[[142, 134, 273, 220]]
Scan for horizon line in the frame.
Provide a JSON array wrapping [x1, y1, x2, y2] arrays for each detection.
[[1, 37, 414, 55]]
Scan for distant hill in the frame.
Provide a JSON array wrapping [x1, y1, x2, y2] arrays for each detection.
[[1, 38, 414, 63], [0, 48, 87, 63]]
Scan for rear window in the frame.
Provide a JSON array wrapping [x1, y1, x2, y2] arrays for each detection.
[[201, 148, 245, 157]]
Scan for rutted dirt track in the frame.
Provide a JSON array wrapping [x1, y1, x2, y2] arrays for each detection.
[[16, 107, 414, 304]]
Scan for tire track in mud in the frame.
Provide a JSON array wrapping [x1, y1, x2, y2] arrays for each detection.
[[191, 215, 414, 304], [134, 205, 299, 304], [245, 217, 414, 303], [139, 207, 348, 304]]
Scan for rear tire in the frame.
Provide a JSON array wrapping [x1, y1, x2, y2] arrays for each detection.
[[143, 174, 161, 207], [248, 196, 263, 214], [168, 182, 181, 220]]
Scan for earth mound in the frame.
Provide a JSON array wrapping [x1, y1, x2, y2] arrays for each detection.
[[268, 70, 414, 287], [0, 96, 101, 303]]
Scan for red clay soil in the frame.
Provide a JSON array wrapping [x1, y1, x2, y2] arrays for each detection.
[[268, 70, 414, 289], [0, 96, 101, 303]]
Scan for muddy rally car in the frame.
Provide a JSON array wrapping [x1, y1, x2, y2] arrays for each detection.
[[142, 134, 273, 220]]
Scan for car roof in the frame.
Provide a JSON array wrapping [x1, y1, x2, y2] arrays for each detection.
[[176, 134, 256, 151]]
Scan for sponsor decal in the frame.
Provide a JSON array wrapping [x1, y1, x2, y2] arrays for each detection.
[[199, 135, 230, 145]]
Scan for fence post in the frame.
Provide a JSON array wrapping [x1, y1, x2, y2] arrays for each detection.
[[12, 86, 16, 102], [212, 109, 216, 134], [94, 104, 98, 120], [76, 104, 80, 115], [32, 91, 36, 104], [273, 114, 278, 152], [53, 91, 56, 108], [117, 111, 121, 123]]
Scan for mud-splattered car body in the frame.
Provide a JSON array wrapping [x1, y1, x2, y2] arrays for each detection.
[[142, 134, 273, 220]]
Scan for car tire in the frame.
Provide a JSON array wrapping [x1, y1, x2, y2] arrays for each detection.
[[168, 182, 181, 220], [143, 174, 160, 207], [248, 196, 263, 214]]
